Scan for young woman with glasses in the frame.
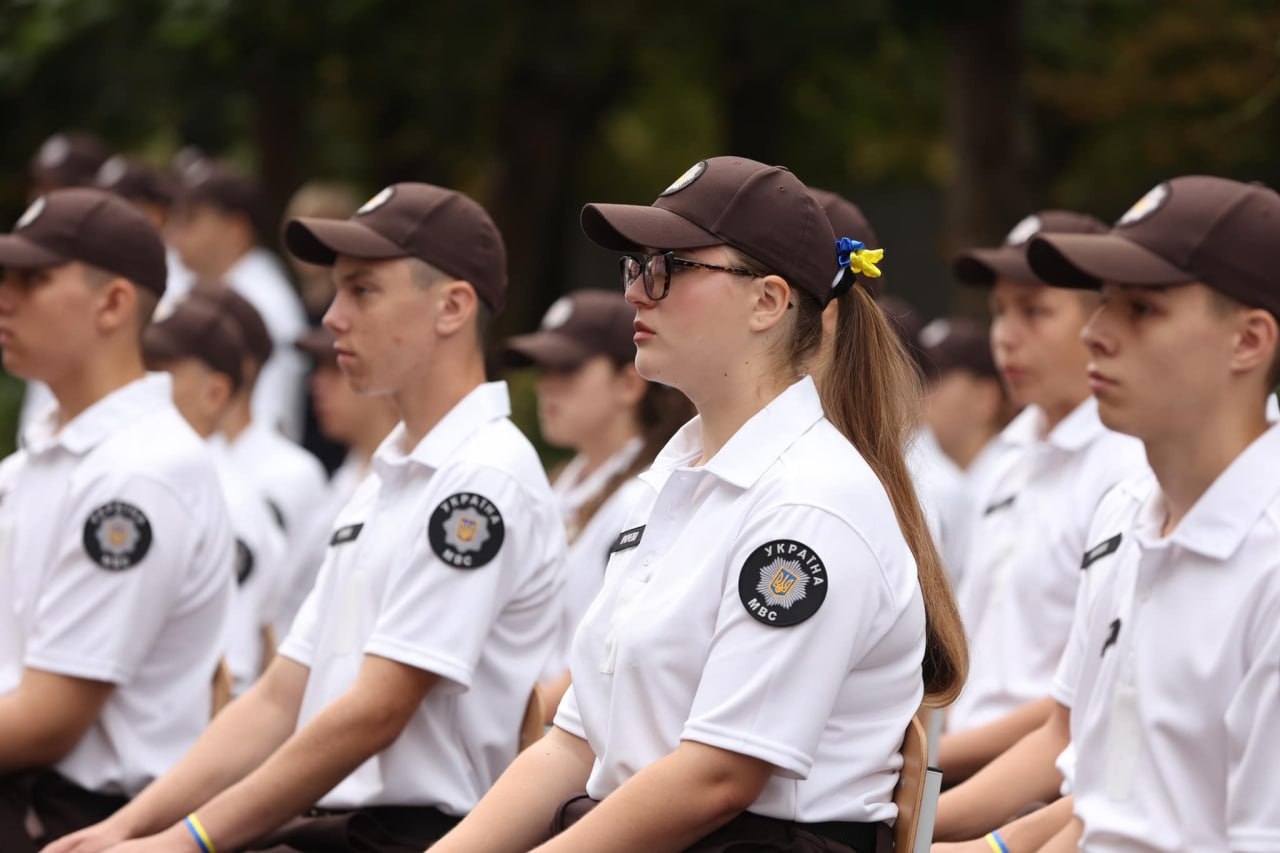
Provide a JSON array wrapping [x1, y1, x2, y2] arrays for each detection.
[[432, 156, 967, 853]]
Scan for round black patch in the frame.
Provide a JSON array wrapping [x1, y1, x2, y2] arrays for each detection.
[[235, 538, 255, 586], [428, 492, 505, 569], [83, 501, 153, 571], [737, 539, 828, 627]]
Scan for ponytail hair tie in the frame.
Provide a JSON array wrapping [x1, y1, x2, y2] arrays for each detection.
[[835, 236, 885, 280]]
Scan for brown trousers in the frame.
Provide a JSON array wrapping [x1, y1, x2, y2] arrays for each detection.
[[0, 770, 129, 853], [550, 793, 884, 852], [247, 805, 461, 852]]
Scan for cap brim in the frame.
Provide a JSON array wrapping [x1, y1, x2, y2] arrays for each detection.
[[1027, 234, 1195, 290], [284, 218, 408, 266], [502, 333, 593, 371], [953, 247, 1038, 287], [0, 234, 70, 270], [580, 203, 720, 252]]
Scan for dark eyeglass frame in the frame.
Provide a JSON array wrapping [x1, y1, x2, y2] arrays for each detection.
[[619, 251, 755, 301]]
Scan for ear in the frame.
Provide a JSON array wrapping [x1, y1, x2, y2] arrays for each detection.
[[434, 280, 478, 339], [747, 274, 793, 334], [94, 277, 139, 334], [205, 371, 235, 415], [1231, 308, 1278, 380]]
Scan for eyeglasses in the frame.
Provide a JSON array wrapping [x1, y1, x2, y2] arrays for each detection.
[[619, 251, 755, 301]]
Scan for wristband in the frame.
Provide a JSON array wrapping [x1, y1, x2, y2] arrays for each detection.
[[985, 830, 1011, 853], [184, 813, 217, 853]]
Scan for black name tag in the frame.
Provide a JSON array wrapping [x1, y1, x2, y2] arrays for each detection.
[[609, 525, 645, 554], [1081, 534, 1122, 569], [330, 523, 363, 546], [983, 495, 1016, 516]]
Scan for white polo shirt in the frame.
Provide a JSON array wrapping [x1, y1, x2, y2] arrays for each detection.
[[271, 453, 371, 636], [554, 377, 926, 824], [1050, 425, 1280, 853], [208, 444, 286, 694], [907, 426, 969, 581], [946, 398, 1147, 732], [218, 421, 327, 536], [549, 439, 647, 670], [279, 382, 564, 814], [0, 374, 233, 796], [224, 247, 309, 441]]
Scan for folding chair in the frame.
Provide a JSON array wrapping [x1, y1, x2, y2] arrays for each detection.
[[886, 714, 942, 852], [519, 685, 547, 753]]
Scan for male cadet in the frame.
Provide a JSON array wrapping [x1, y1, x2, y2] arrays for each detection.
[[142, 296, 287, 693], [0, 189, 233, 850], [934, 177, 1280, 852], [933, 210, 1149, 788], [195, 284, 328, 621], [51, 183, 566, 853], [170, 160, 309, 439]]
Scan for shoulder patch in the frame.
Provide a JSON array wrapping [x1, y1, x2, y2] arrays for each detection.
[[428, 492, 505, 569], [738, 539, 828, 627], [235, 538, 255, 585], [609, 525, 645, 554], [330, 523, 363, 546], [1081, 533, 1122, 569], [83, 501, 152, 571], [984, 494, 1016, 516]]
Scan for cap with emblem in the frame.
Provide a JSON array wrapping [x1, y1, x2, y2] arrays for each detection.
[[188, 284, 274, 366], [1026, 176, 1280, 317], [502, 290, 634, 371], [953, 210, 1108, 287], [0, 188, 167, 295], [30, 132, 109, 189], [95, 156, 176, 207], [142, 296, 246, 390], [580, 156, 839, 304], [919, 317, 998, 382], [283, 182, 508, 314]]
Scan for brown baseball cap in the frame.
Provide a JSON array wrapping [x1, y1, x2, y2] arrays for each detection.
[[143, 296, 245, 390], [581, 156, 839, 304], [296, 325, 338, 365], [178, 161, 269, 237], [284, 183, 508, 314], [809, 188, 880, 250], [189, 283, 274, 366], [918, 317, 998, 382], [30, 132, 110, 189], [503, 290, 634, 371], [954, 210, 1108, 287], [96, 156, 176, 207], [1026, 176, 1280, 316], [0, 188, 167, 295]]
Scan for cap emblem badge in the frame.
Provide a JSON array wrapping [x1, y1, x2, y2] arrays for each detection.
[[1118, 183, 1170, 227], [1005, 214, 1043, 246], [16, 197, 46, 230], [357, 186, 394, 215], [660, 160, 707, 197], [541, 296, 574, 330]]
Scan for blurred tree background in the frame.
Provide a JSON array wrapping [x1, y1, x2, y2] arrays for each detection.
[[0, 0, 1277, 454]]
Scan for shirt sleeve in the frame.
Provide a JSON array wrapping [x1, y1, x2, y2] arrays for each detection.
[[681, 503, 908, 779], [553, 682, 586, 739], [26, 474, 209, 684], [362, 465, 535, 692], [1224, 582, 1280, 851]]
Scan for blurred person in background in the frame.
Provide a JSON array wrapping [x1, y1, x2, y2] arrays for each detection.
[[281, 180, 363, 472], [934, 210, 1148, 786], [195, 284, 327, 569], [502, 289, 693, 711], [270, 326, 398, 635], [0, 188, 232, 850], [94, 155, 195, 313], [142, 297, 286, 694], [917, 316, 1018, 582], [170, 160, 308, 439]]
